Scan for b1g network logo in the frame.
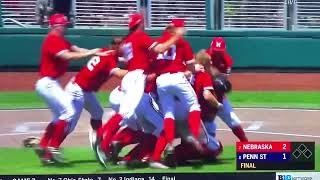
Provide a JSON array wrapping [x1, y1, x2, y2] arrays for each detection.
[[277, 174, 314, 180]]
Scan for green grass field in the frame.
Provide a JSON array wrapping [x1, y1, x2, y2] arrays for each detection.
[[1, 146, 319, 174], [0, 91, 320, 109], [0, 91, 319, 174]]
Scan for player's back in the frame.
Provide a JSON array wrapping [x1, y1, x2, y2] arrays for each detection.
[[40, 32, 70, 78], [192, 71, 221, 119], [122, 30, 156, 72], [74, 48, 117, 92], [154, 31, 193, 74]]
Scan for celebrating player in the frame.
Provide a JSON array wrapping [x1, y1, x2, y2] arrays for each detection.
[[171, 51, 226, 165], [63, 37, 127, 151], [205, 37, 248, 142], [149, 18, 202, 169], [34, 13, 102, 164], [96, 13, 185, 160]]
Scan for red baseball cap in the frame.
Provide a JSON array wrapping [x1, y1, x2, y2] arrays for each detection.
[[128, 13, 144, 29], [211, 37, 226, 52], [49, 13, 69, 27], [170, 18, 185, 27]]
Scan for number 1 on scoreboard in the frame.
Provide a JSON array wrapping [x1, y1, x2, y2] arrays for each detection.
[[283, 153, 287, 160]]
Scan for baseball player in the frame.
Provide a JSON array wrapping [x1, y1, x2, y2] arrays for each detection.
[[34, 13, 102, 164], [63, 37, 127, 150], [96, 13, 185, 158], [149, 19, 202, 169], [172, 51, 225, 164], [204, 37, 248, 142], [96, 81, 163, 168], [148, 51, 224, 169]]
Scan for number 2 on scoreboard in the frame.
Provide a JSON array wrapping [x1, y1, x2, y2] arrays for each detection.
[[283, 143, 286, 150]]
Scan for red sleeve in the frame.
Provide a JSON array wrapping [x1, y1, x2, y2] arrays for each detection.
[[107, 56, 120, 75], [139, 31, 158, 51], [183, 41, 195, 64], [201, 72, 214, 91], [224, 53, 233, 74], [49, 36, 71, 56]]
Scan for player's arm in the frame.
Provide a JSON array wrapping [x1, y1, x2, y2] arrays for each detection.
[[70, 45, 89, 53], [57, 48, 101, 61], [203, 90, 222, 109], [111, 69, 128, 79], [151, 28, 185, 53]]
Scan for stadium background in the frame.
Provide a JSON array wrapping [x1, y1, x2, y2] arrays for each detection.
[[0, 0, 319, 174]]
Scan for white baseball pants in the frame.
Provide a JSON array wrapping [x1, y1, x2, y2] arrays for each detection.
[[156, 72, 200, 120], [217, 97, 241, 128], [35, 77, 75, 123], [119, 69, 147, 120], [64, 81, 104, 133]]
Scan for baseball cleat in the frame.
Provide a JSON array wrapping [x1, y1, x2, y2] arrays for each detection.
[[117, 160, 129, 166], [149, 161, 170, 169], [34, 146, 55, 165], [164, 145, 177, 168], [47, 147, 65, 163], [95, 143, 110, 168], [110, 141, 121, 164]]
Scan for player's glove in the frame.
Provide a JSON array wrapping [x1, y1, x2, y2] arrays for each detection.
[[214, 75, 232, 94]]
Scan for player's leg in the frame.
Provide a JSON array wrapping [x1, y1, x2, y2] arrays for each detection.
[[174, 73, 201, 139], [217, 97, 248, 142], [99, 71, 146, 154], [83, 92, 103, 130], [35, 77, 76, 163], [109, 86, 123, 113]]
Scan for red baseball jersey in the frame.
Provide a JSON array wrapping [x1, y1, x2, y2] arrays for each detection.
[[191, 72, 222, 120], [154, 31, 194, 75], [121, 30, 158, 72], [206, 49, 233, 74], [39, 32, 72, 78], [74, 48, 119, 92]]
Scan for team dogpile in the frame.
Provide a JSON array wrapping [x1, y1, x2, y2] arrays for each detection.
[[28, 13, 249, 169]]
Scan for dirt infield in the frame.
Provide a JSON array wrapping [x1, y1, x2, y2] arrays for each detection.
[[0, 108, 319, 147], [0, 72, 319, 91]]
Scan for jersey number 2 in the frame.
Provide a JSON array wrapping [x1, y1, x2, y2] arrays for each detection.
[[87, 56, 101, 71]]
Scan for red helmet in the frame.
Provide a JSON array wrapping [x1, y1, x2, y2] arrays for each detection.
[[170, 18, 185, 27], [128, 13, 144, 29], [49, 13, 69, 27], [210, 37, 226, 52]]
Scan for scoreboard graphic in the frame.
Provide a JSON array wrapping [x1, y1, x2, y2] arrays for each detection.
[[236, 142, 315, 170]]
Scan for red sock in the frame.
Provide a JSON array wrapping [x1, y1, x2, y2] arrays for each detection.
[[111, 128, 141, 147], [90, 118, 102, 130], [232, 126, 248, 142], [49, 120, 68, 148], [164, 118, 175, 144], [100, 113, 123, 153], [188, 110, 201, 138], [152, 131, 168, 161], [39, 122, 55, 148]]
